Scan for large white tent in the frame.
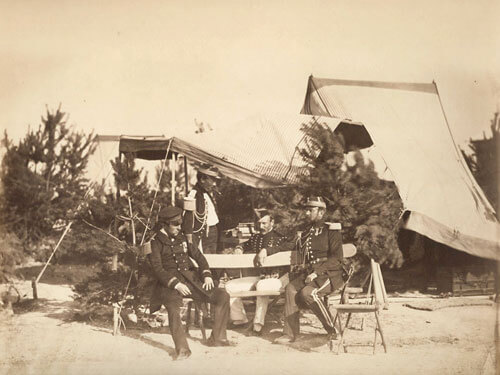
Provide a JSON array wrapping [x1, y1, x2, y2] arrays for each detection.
[[110, 77, 499, 261], [301, 76, 499, 260]]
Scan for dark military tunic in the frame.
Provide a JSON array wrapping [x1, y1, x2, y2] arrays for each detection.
[[236, 230, 290, 277], [149, 230, 212, 312], [149, 229, 230, 353], [296, 221, 344, 289], [238, 230, 286, 255], [282, 221, 344, 338]]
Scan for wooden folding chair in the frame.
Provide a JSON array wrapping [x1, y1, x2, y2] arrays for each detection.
[[332, 259, 388, 354]]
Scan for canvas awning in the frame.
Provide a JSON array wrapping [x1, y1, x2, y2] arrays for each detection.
[[118, 114, 348, 189], [301, 76, 499, 260]]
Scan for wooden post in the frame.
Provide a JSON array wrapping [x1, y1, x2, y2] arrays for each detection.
[[113, 304, 120, 336], [170, 153, 176, 206], [184, 156, 189, 194], [112, 151, 122, 272], [31, 278, 38, 300]]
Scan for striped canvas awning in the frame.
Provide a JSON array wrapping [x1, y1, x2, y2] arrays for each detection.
[[118, 114, 345, 188]]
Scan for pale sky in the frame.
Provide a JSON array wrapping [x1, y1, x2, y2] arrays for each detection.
[[2, 0, 499, 153]]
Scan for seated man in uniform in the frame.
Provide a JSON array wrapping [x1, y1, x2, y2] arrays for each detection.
[[149, 206, 233, 360], [224, 209, 290, 336], [274, 196, 344, 344]]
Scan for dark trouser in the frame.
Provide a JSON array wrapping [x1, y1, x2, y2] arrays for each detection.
[[193, 225, 219, 254], [163, 286, 230, 354], [283, 274, 337, 338]]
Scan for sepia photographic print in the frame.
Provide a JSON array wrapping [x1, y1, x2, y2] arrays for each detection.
[[1, 1, 499, 374]]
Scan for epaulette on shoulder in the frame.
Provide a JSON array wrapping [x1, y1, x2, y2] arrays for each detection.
[[325, 222, 342, 230]]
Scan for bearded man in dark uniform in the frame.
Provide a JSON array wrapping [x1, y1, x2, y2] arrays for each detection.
[[274, 196, 344, 344], [149, 206, 232, 360], [225, 209, 290, 335]]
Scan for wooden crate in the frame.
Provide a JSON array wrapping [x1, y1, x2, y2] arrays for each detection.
[[452, 266, 496, 296]]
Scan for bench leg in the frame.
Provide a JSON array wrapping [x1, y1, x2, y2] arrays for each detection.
[[196, 302, 208, 342], [345, 313, 352, 330], [336, 312, 348, 354], [266, 295, 284, 324], [374, 311, 387, 353], [185, 301, 192, 337]]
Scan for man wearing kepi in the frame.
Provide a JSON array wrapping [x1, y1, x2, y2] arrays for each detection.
[[182, 164, 221, 254], [149, 206, 232, 360], [225, 209, 290, 336], [274, 196, 344, 344]]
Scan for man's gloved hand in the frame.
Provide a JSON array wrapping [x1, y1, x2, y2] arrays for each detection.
[[254, 248, 267, 267], [203, 276, 214, 290], [175, 282, 192, 296], [305, 272, 317, 284]]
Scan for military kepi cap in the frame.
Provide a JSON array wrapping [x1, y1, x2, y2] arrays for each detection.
[[198, 164, 221, 179], [305, 196, 327, 208], [254, 208, 271, 220], [158, 206, 183, 222]]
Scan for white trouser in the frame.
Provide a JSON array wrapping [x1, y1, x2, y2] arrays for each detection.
[[225, 276, 282, 327]]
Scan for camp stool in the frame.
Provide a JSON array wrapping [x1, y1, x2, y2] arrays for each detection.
[[330, 259, 388, 354]]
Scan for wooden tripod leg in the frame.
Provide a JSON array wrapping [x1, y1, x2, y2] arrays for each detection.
[[374, 311, 387, 353]]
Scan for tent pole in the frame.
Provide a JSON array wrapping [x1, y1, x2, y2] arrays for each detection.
[[171, 153, 176, 206], [184, 156, 189, 194], [112, 151, 122, 272], [433, 81, 496, 217]]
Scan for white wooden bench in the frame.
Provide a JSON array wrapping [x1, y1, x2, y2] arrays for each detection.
[[204, 251, 294, 298], [139, 243, 357, 298], [204, 244, 358, 298]]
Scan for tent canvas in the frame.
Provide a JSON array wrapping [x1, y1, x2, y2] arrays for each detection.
[[118, 114, 348, 188], [301, 76, 499, 260]]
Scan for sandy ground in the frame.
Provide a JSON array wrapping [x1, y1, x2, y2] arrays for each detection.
[[0, 281, 498, 375]]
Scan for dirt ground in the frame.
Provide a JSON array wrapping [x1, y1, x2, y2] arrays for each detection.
[[0, 280, 498, 375]]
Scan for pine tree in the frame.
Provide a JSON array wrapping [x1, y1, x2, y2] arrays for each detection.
[[216, 120, 404, 267], [1, 106, 96, 258], [463, 112, 499, 218], [297, 121, 404, 267]]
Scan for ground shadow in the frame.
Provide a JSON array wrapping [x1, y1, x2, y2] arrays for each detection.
[[232, 301, 333, 352]]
